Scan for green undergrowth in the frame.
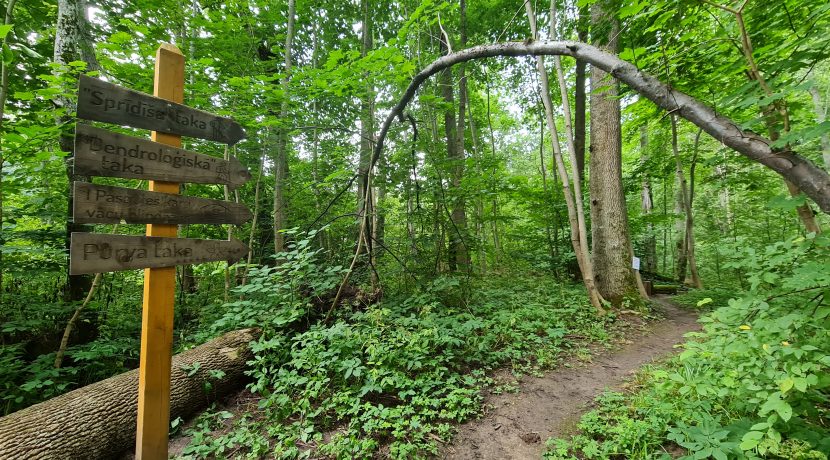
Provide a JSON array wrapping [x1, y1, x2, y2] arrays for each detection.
[[175, 234, 616, 458], [544, 233, 830, 460]]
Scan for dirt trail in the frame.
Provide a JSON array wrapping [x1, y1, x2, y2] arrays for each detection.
[[440, 296, 699, 460]]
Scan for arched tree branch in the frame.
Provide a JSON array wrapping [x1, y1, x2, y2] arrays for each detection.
[[371, 40, 830, 213]]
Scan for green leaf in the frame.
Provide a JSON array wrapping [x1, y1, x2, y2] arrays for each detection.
[[779, 377, 794, 394], [696, 298, 713, 307], [0, 24, 12, 40], [740, 431, 764, 450], [763, 396, 792, 422], [2, 43, 12, 65], [766, 193, 807, 211]]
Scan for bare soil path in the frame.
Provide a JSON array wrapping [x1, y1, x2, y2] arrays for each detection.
[[440, 296, 699, 460]]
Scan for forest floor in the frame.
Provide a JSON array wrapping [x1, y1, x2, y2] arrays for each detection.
[[439, 296, 699, 460], [164, 296, 699, 459]]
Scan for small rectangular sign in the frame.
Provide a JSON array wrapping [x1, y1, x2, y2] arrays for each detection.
[[76, 75, 246, 145], [73, 182, 253, 225], [70, 233, 248, 275], [632, 256, 641, 271], [74, 124, 251, 188]]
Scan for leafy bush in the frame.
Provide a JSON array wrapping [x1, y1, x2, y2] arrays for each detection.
[[177, 265, 609, 458], [545, 233, 830, 460]]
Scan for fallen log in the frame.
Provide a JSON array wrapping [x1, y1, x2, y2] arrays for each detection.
[[652, 284, 679, 295], [0, 328, 260, 460]]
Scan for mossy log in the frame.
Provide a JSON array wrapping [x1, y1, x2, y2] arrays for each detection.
[[0, 328, 260, 460], [652, 284, 679, 294]]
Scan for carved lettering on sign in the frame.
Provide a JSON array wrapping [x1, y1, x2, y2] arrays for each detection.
[[73, 182, 253, 225], [76, 75, 246, 145], [74, 125, 251, 188], [70, 233, 248, 275]]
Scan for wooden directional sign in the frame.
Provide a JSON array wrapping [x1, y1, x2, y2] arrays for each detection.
[[73, 182, 253, 225], [74, 124, 251, 188], [77, 75, 246, 145], [70, 233, 248, 275]]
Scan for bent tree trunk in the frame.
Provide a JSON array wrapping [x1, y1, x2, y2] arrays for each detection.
[[0, 328, 260, 460], [371, 41, 830, 215]]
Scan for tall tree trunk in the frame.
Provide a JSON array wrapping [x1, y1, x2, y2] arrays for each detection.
[[537, 108, 556, 267], [451, 0, 470, 272], [241, 153, 264, 286], [640, 125, 657, 274], [574, 5, 588, 182], [589, 0, 639, 305], [467, 88, 487, 273], [358, 0, 374, 255], [526, 0, 604, 312], [371, 158, 385, 287], [485, 69, 502, 262], [55, 0, 100, 302], [674, 179, 688, 282], [438, 24, 463, 272], [809, 86, 830, 172], [670, 116, 702, 288], [273, 0, 295, 256], [686, 129, 702, 288], [0, 0, 19, 308]]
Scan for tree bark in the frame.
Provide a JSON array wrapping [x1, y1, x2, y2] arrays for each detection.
[[686, 129, 703, 288], [0, 0, 18, 308], [485, 71, 502, 262], [590, 2, 639, 305], [809, 86, 830, 172], [357, 0, 374, 250], [438, 25, 465, 272], [468, 87, 487, 273], [670, 116, 703, 288], [451, 0, 470, 272], [526, 1, 604, 311], [273, 0, 295, 256], [55, 0, 100, 302], [0, 329, 260, 460], [371, 41, 830, 215], [574, 6, 588, 182], [639, 125, 657, 274]]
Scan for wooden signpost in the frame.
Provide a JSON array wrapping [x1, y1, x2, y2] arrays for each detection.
[[69, 234, 248, 274], [68, 43, 250, 459], [73, 182, 253, 225], [77, 74, 246, 145], [75, 124, 251, 188]]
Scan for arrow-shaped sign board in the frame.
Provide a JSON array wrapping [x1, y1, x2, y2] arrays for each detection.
[[76, 75, 246, 145], [74, 124, 251, 188], [70, 233, 248, 275], [73, 182, 253, 225]]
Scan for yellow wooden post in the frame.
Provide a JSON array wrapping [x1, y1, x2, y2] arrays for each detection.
[[136, 43, 184, 460]]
